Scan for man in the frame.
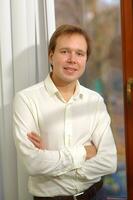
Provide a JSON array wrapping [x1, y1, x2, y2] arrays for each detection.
[[13, 24, 117, 200]]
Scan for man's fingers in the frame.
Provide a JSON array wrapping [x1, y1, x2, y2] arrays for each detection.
[[27, 132, 45, 150], [27, 132, 40, 142], [28, 135, 42, 149]]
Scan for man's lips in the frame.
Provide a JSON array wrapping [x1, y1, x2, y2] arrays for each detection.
[[63, 67, 78, 72]]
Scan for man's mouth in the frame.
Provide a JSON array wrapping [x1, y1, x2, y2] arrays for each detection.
[[63, 67, 77, 73]]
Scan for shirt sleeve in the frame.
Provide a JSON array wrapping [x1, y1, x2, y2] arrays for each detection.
[[13, 93, 86, 177], [76, 97, 117, 180]]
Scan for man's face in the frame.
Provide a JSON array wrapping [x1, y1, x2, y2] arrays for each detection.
[[49, 33, 87, 86]]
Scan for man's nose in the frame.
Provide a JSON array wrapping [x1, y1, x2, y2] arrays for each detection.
[[68, 52, 77, 62]]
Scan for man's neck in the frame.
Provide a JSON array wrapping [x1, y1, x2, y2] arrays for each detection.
[[56, 82, 76, 102], [51, 74, 77, 101]]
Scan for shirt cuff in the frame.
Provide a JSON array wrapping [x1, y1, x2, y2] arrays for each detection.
[[70, 146, 86, 168]]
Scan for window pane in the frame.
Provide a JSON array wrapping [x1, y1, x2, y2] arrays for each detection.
[[54, 0, 127, 198]]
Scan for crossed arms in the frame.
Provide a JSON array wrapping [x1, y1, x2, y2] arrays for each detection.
[[13, 92, 117, 179], [27, 132, 97, 160]]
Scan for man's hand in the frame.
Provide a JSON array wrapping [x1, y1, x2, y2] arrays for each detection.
[[27, 132, 96, 158], [84, 143, 97, 160], [27, 132, 45, 150]]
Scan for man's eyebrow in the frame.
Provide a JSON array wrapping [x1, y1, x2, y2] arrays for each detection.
[[58, 47, 86, 53], [76, 49, 86, 53], [58, 47, 70, 50]]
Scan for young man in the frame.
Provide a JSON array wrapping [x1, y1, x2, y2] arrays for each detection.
[[13, 24, 117, 200]]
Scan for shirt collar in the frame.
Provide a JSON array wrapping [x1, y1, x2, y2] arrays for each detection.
[[44, 74, 58, 96], [44, 73, 84, 99]]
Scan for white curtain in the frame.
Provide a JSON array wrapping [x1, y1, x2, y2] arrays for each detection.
[[0, 0, 55, 200]]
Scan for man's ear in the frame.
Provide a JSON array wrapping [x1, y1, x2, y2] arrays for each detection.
[[48, 51, 53, 65]]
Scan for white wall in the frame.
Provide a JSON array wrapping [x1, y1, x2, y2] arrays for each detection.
[[0, 0, 55, 199]]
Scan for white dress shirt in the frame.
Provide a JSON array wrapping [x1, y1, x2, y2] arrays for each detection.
[[13, 74, 117, 197]]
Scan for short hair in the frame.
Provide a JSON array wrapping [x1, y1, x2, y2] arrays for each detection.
[[48, 24, 91, 61]]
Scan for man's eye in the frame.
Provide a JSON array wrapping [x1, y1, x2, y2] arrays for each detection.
[[77, 52, 84, 56], [61, 50, 67, 54]]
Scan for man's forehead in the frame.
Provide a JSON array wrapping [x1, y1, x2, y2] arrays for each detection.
[[55, 34, 87, 48], [57, 33, 84, 40]]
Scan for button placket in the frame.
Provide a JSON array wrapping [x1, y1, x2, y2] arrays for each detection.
[[64, 103, 72, 146]]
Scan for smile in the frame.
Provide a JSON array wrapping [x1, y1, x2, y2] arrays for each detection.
[[64, 67, 77, 73]]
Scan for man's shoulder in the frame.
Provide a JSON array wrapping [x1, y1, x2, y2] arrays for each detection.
[[80, 85, 103, 100], [15, 81, 45, 99]]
